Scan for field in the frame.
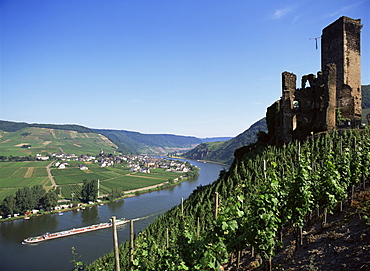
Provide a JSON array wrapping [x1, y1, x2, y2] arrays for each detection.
[[0, 160, 184, 201], [0, 161, 51, 201], [0, 127, 118, 156], [52, 161, 184, 199]]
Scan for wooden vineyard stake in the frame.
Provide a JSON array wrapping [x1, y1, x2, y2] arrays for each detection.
[[214, 192, 219, 219], [166, 228, 169, 248], [130, 220, 134, 271], [181, 197, 184, 217], [112, 216, 120, 271]]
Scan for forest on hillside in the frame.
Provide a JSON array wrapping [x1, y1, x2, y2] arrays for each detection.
[[0, 120, 93, 133]]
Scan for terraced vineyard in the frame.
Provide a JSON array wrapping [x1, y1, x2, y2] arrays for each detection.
[[0, 126, 118, 156], [86, 128, 370, 270]]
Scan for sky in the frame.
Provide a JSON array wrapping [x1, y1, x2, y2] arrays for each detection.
[[1, 0, 369, 138]]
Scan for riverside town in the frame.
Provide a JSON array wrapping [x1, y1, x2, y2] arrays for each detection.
[[0, 150, 199, 221]]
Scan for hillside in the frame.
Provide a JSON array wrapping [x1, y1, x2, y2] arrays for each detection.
[[0, 126, 117, 157], [227, 189, 370, 270], [362, 84, 370, 124], [182, 118, 268, 165], [0, 120, 94, 133], [362, 84, 370, 109], [95, 129, 204, 155], [0, 120, 231, 157], [86, 127, 370, 271]]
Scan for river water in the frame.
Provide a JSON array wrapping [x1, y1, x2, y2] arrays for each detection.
[[0, 160, 225, 271]]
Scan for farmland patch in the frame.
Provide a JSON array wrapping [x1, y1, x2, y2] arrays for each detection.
[[24, 167, 34, 178]]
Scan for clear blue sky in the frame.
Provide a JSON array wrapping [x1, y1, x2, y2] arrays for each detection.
[[1, 0, 369, 138]]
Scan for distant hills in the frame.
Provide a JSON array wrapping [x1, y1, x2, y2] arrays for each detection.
[[181, 118, 268, 165], [362, 84, 370, 124], [1, 85, 368, 160], [0, 120, 232, 156], [94, 129, 230, 155]]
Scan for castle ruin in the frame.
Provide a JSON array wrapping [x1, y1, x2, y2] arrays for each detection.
[[267, 16, 362, 144]]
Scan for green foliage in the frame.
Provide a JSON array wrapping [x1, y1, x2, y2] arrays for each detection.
[[80, 179, 98, 203], [106, 188, 123, 201], [288, 151, 314, 228], [87, 127, 370, 270], [1, 195, 16, 216], [71, 247, 85, 271], [0, 185, 52, 215], [41, 190, 58, 210]]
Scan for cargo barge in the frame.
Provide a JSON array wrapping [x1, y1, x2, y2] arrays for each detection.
[[22, 218, 127, 244]]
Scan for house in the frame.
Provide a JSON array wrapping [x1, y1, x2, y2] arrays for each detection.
[[79, 164, 88, 170], [36, 154, 49, 161]]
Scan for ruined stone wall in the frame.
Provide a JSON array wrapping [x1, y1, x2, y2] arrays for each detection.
[[267, 65, 337, 144], [267, 16, 362, 145]]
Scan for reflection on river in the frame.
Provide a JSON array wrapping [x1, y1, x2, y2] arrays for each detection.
[[0, 159, 225, 271]]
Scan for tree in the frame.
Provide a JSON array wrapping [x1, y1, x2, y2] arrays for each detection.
[[1, 195, 16, 216], [15, 187, 36, 213], [107, 188, 123, 201], [80, 179, 98, 203], [14, 185, 46, 213], [32, 185, 46, 207], [41, 190, 58, 211]]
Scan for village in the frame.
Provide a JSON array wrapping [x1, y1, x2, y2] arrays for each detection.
[[39, 149, 193, 174]]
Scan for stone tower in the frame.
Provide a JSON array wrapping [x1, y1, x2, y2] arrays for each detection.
[[266, 16, 363, 145], [321, 16, 362, 125]]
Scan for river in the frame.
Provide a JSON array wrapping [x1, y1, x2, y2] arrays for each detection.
[[0, 160, 226, 271]]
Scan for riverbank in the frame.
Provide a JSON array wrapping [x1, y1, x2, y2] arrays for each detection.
[[0, 172, 197, 223], [0, 159, 223, 271], [169, 155, 230, 167]]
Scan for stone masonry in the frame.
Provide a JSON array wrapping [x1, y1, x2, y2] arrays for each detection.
[[267, 16, 362, 144]]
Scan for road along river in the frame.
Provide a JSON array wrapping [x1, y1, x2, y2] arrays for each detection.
[[0, 159, 226, 271]]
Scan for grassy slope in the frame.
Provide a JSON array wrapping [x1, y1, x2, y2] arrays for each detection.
[[0, 127, 118, 156]]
